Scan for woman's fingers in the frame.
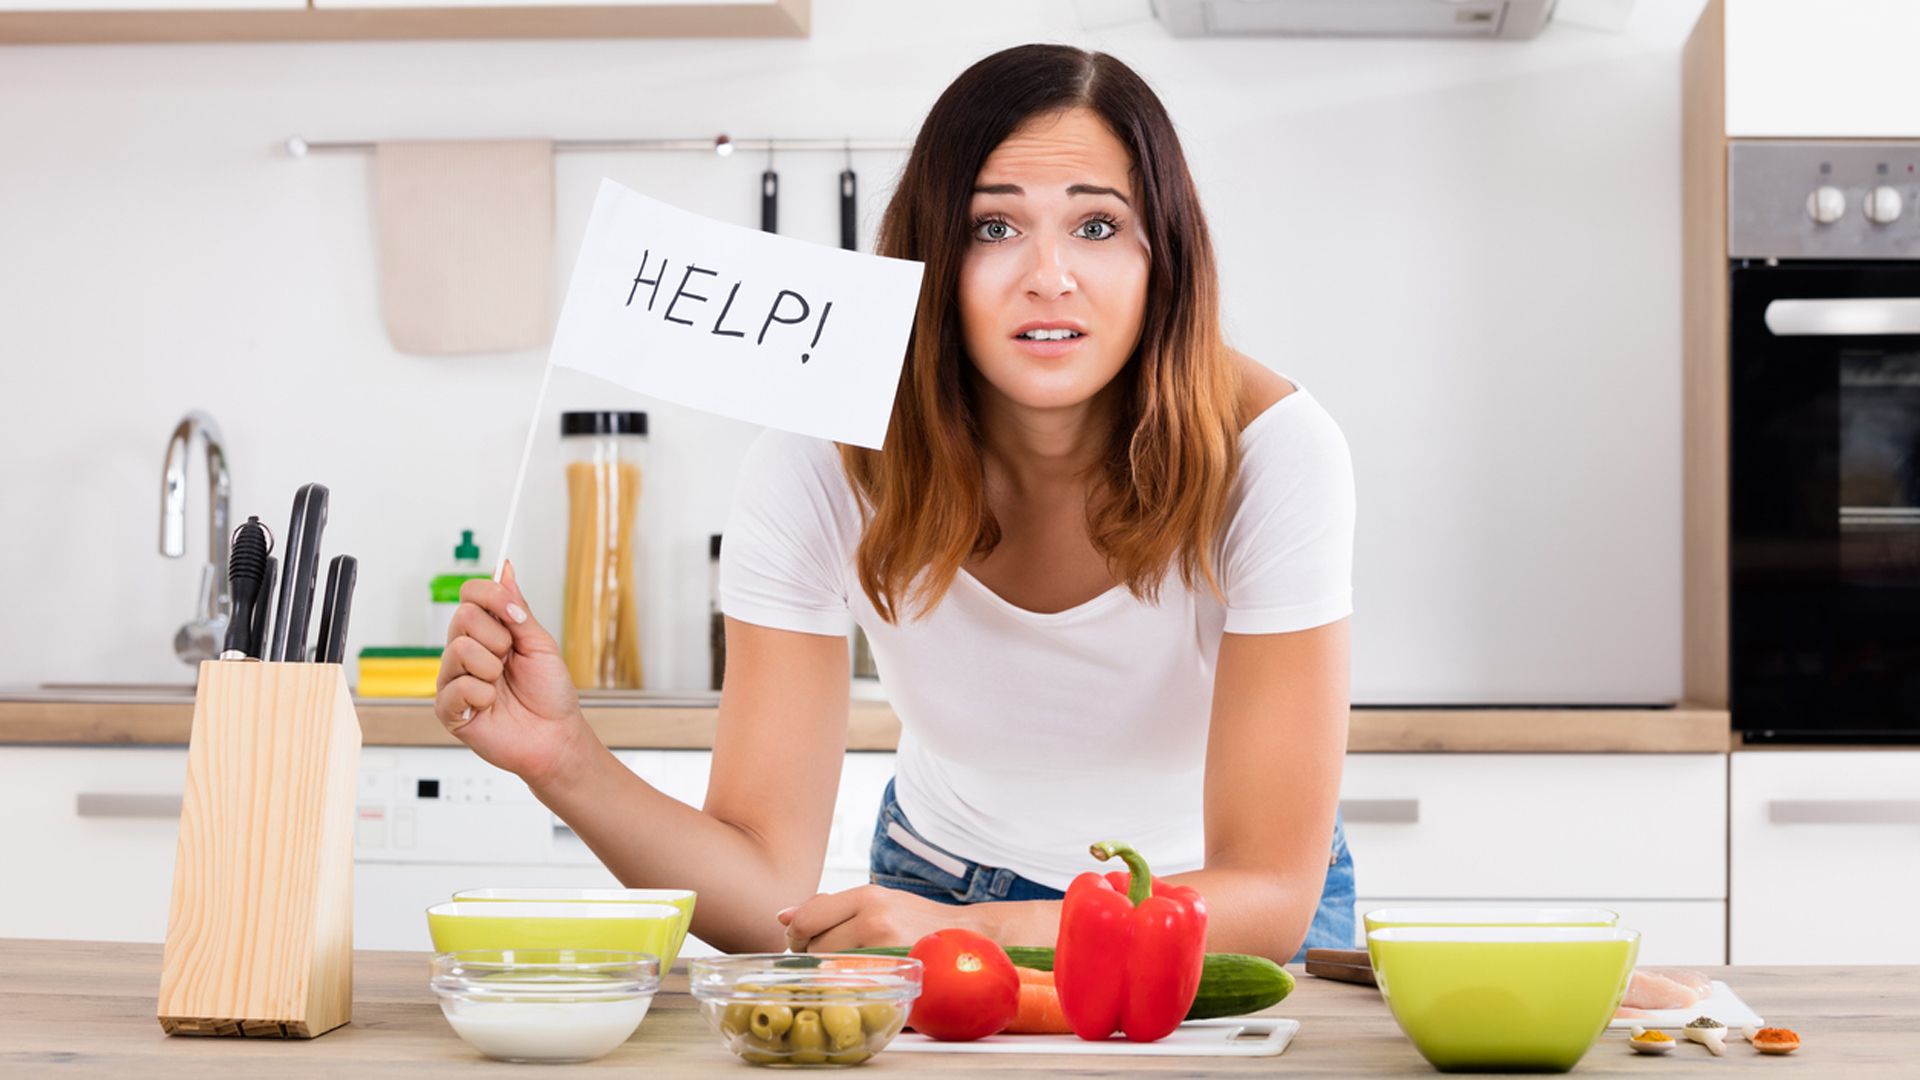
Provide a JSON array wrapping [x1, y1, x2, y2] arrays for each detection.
[[441, 635, 505, 686], [435, 674, 497, 732], [448, 600, 513, 658], [458, 563, 559, 657]]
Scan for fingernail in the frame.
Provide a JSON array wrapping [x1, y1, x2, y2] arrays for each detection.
[[776, 906, 796, 922], [460, 706, 473, 723], [506, 603, 528, 624]]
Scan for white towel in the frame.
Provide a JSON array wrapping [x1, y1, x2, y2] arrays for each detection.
[[372, 139, 554, 355]]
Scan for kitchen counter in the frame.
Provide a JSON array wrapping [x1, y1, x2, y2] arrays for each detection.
[[2, 938, 1907, 1076], [0, 691, 1734, 753]]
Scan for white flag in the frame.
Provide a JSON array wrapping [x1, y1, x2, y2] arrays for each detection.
[[549, 178, 925, 450]]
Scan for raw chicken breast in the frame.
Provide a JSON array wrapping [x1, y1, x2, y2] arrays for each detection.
[[1620, 968, 1712, 1011]]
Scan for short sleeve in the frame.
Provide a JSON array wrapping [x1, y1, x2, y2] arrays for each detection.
[[1219, 393, 1356, 635], [719, 428, 854, 636]]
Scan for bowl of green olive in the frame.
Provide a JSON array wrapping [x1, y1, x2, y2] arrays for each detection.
[[688, 954, 922, 1067]]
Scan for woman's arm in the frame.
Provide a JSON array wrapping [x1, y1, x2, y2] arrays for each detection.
[[783, 620, 1351, 964], [438, 571, 851, 954]]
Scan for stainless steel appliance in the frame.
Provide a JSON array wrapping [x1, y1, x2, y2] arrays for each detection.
[[1729, 140, 1920, 743]]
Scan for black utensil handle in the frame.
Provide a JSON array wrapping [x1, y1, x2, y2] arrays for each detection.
[[250, 556, 277, 660], [270, 483, 329, 662], [839, 169, 857, 251], [316, 554, 357, 665], [761, 169, 778, 233]]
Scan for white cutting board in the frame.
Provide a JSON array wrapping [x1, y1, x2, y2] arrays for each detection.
[[888, 1017, 1298, 1057], [1607, 981, 1763, 1030]]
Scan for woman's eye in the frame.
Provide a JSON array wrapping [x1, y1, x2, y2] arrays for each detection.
[[974, 218, 1016, 242], [1075, 218, 1118, 241]]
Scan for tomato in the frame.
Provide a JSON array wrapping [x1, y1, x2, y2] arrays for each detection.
[[904, 928, 1021, 1041]]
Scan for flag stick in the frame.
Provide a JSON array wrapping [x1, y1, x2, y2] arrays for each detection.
[[492, 358, 556, 582]]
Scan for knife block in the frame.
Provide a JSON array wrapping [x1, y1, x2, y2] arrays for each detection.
[[157, 660, 361, 1038]]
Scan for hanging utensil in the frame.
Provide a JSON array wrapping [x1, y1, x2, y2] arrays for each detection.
[[839, 143, 857, 251], [761, 146, 778, 233]]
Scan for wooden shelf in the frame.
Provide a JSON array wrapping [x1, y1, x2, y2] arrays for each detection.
[[0, 0, 807, 44], [0, 696, 1734, 753]]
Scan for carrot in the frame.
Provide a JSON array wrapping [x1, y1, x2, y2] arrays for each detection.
[[1004, 967, 1072, 1034]]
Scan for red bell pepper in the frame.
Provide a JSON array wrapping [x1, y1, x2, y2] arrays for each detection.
[[1053, 840, 1208, 1042]]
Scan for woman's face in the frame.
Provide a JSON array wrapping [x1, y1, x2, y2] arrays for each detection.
[[959, 107, 1150, 415]]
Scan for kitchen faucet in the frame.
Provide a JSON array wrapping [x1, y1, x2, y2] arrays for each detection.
[[161, 411, 231, 664]]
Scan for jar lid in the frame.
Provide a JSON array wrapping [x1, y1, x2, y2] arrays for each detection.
[[561, 410, 648, 437]]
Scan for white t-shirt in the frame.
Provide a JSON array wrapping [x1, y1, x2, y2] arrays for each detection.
[[719, 383, 1355, 889]]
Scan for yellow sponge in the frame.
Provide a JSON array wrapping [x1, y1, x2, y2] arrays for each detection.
[[356, 647, 442, 699]]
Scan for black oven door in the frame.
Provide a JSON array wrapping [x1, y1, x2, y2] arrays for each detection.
[[1731, 261, 1920, 743]]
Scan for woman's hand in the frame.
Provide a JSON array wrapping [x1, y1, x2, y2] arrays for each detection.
[[434, 560, 592, 789], [777, 885, 976, 953]]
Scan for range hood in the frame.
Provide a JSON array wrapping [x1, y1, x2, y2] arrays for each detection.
[[1154, 0, 1557, 40]]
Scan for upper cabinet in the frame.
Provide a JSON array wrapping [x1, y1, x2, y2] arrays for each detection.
[[1723, 0, 1920, 138], [0, 0, 808, 43]]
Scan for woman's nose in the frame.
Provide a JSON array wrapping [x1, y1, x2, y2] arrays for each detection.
[[1021, 236, 1076, 300]]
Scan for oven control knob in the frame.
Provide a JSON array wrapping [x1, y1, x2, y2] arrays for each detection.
[[1807, 185, 1847, 224], [1864, 185, 1905, 225]]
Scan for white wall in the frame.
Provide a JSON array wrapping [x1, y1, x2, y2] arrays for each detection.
[[0, 0, 1706, 703]]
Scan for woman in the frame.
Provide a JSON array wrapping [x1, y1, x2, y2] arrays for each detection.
[[436, 43, 1355, 964]]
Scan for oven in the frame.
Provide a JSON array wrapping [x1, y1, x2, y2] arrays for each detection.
[[1729, 140, 1920, 743]]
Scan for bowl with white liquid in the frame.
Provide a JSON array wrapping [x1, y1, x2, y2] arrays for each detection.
[[430, 949, 660, 1063]]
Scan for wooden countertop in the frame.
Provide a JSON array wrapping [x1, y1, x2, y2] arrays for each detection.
[[0, 694, 1735, 753], [2, 938, 1905, 1076]]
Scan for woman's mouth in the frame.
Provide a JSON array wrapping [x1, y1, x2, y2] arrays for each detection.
[[1011, 324, 1087, 358]]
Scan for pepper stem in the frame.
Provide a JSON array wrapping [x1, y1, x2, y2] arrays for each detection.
[[1089, 841, 1152, 906]]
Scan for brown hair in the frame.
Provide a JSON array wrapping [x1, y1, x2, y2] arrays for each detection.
[[841, 44, 1242, 623]]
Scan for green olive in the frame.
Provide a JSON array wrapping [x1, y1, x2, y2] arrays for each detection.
[[858, 1004, 900, 1035], [821, 1005, 864, 1051], [749, 1004, 794, 1041], [827, 1049, 874, 1065], [739, 1050, 783, 1065], [789, 1010, 827, 1065], [720, 1003, 755, 1037]]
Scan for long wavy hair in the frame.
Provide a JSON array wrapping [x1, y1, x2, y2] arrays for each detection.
[[841, 44, 1242, 624]]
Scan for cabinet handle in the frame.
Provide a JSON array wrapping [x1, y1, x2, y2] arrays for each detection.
[[1339, 798, 1420, 824], [1768, 799, 1920, 825], [75, 793, 182, 819]]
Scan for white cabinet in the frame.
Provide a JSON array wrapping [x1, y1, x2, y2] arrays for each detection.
[[1343, 754, 1728, 962], [1724, 0, 1920, 138], [0, 747, 188, 943], [1730, 750, 1920, 964]]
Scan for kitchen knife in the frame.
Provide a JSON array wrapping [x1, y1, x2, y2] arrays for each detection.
[[268, 482, 329, 662], [315, 554, 357, 665], [250, 556, 277, 659], [1303, 948, 1378, 987], [220, 516, 272, 660], [761, 167, 779, 233], [839, 166, 857, 251]]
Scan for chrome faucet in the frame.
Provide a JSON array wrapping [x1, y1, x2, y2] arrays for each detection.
[[161, 411, 232, 664]]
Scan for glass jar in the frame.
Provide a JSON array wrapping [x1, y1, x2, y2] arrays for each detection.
[[560, 410, 647, 690]]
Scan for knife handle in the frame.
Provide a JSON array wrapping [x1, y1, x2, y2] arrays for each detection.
[[761, 169, 778, 233], [250, 556, 276, 660], [316, 555, 357, 665]]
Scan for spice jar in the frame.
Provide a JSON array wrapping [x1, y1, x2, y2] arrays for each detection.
[[560, 410, 648, 690]]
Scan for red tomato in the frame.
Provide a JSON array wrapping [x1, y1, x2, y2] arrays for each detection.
[[905, 929, 1021, 1041]]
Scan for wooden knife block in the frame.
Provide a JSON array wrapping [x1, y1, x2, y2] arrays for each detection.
[[157, 660, 361, 1038]]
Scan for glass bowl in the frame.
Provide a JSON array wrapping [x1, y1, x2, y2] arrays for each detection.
[[689, 954, 922, 1067], [430, 949, 660, 1063]]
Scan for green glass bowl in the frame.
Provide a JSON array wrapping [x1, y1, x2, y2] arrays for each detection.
[[1368, 926, 1639, 1073], [426, 901, 681, 971], [453, 888, 698, 973], [1363, 906, 1618, 937]]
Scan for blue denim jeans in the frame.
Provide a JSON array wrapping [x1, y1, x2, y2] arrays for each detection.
[[868, 778, 1356, 963]]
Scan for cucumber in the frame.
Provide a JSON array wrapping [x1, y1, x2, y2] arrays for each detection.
[[845, 946, 1294, 1021]]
